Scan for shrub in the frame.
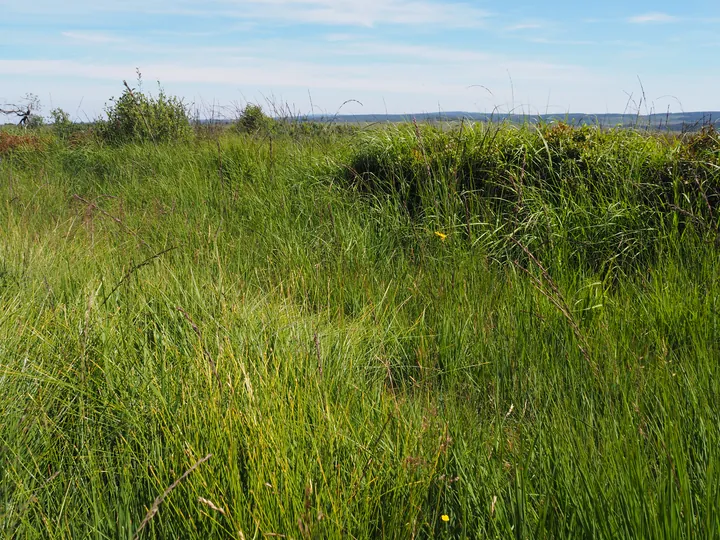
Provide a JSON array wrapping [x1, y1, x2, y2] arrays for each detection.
[[25, 114, 45, 129], [98, 73, 192, 144], [234, 103, 274, 135], [50, 108, 74, 140]]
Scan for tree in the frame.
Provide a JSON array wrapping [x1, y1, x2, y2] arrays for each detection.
[[50, 108, 74, 139], [234, 103, 274, 134], [0, 94, 42, 127]]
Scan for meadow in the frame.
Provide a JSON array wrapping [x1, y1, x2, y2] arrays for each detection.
[[1, 114, 719, 538]]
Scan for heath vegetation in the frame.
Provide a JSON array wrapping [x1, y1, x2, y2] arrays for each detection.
[[1, 83, 719, 539]]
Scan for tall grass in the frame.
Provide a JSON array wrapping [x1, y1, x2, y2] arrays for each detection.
[[0, 122, 718, 538]]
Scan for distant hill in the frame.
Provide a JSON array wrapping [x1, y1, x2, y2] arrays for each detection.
[[301, 111, 720, 131], [5, 111, 715, 132]]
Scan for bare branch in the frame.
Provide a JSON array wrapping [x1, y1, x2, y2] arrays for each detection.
[[1, 94, 41, 127]]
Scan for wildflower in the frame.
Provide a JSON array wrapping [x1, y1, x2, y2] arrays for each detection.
[[441, 514, 450, 522], [434, 231, 447, 241]]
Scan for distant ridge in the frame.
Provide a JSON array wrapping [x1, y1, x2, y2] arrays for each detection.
[[303, 111, 720, 131]]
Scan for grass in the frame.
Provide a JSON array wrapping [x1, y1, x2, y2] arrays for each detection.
[[0, 120, 719, 538]]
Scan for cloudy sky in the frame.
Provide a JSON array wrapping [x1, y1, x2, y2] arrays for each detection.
[[1, 0, 719, 120]]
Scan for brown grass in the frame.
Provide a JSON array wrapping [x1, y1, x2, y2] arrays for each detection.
[[0, 132, 43, 154]]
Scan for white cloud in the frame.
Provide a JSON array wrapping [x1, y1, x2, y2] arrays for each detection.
[[506, 23, 543, 31], [0, 58, 459, 95], [3, 55, 718, 117], [61, 31, 125, 43], [171, 0, 492, 27], [331, 41, 495, 63], [324, 33, 355, 42], [4, 0, 491, 27], [0, 48, 588, 99], [627, 12, 678, 24], [529, 38, 596, 46]]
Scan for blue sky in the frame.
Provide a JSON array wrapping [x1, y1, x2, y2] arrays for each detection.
[[1, 0, 719, 120]]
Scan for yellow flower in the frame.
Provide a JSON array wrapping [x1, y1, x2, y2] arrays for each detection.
[[441, 514, 450, 522], [434, 231, 447, 241]]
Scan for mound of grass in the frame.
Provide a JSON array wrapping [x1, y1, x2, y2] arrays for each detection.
[[344, 122, 720, 277]]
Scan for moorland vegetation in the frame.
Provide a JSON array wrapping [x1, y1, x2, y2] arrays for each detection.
[[1, 82, 719, 538]]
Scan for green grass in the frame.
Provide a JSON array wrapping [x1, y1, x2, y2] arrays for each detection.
[[1, 122, 719, 539]]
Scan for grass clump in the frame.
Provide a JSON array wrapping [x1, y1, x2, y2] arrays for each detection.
[[0, 120, 718, 539], [344, 121, 719, 277]]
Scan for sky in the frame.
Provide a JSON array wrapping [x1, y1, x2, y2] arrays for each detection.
[[1, 0, 719, 120]]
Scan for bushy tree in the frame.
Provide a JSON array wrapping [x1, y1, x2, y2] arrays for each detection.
[[25, 114, 44, 129], [50, 108, 73, 139], [234, 103, 274, 134], [98, 72, 192, 144]]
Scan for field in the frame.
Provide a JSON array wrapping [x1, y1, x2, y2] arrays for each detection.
[[1, 119, 719, 538]]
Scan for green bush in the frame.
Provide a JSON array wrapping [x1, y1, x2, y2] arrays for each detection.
[[25, 114, 45, 129], [98, 74, 192, 144], [49, 108, 74, 140], [234, 103, 274, 134]]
